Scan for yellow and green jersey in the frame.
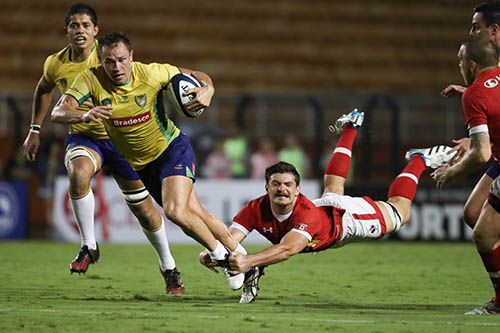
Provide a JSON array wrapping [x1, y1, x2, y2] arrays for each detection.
[[65, 61, 181, 170], [43, 42, 108, 140]]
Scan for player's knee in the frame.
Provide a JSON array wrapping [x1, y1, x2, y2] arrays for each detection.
[[65, 146, 98, 174], [68, 169, 92, 196], [462, 205, 479, 228], [163, 205, 186, 225], [471, 227, 491, 251]]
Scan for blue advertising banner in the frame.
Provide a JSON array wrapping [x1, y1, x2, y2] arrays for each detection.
[[0, 181, 28, 239]]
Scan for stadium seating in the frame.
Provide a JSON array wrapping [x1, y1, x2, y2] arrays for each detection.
[[0, 0, 475, 93]]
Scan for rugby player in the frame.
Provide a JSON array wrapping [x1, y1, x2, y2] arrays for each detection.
[[50, 32, 247, 290], [200, 109, 454, 303], [432, 36, 500, 314], [23, 3, 184, 294], [440, 1, 500, 231]]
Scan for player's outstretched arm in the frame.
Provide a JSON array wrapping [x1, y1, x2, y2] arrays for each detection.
[[199, 228, 247, 273], [51, 95, 112, 124], [23, 76, 55, 162], [448, 137, 471, 165], [432, 132, 491, 189], [228, 231, 308, 274], [441, 84, 467, 98]]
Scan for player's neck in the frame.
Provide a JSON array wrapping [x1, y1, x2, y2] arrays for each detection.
[[475, 65, 498, 80], [69, 44, 93, 63], [270, 202, 294, 216]]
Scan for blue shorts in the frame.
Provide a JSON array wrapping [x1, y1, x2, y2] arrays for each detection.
[[64, 134, 140, 181], [486, 161, 500, 179], [137, 134, 196, 206]]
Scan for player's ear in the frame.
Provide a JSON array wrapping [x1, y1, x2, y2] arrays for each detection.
[[265, 184, 269, 192], [130, 49, 134, 61], [491, 23, 500, 36], [470, 60, 479, 76], [93, 25, 99, 37]]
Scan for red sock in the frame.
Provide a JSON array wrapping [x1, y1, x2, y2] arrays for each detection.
[[388, 155, 427, 201], [478, 246, 500, 306], [325, 125, 357, 178]]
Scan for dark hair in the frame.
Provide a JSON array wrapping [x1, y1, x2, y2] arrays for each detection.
[[474, 1, 500, 26], [65, 3, 97, 27], [265, 161, 300, 185], [462, 35, 499, 67], [98, 32, 132, 55]]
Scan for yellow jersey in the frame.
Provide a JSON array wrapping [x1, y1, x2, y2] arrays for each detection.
[[65, 62, 182, 170], [43, 42, 108, 140]]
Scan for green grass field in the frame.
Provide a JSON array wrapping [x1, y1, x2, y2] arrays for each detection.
[[1, 240, 499, 332]]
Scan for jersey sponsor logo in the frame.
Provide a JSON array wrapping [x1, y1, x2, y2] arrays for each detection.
[[484, 78, 499, 88], [175, 164, 183, 170], [262, 227, 273, 233], [101, 98, 112, 106], [59, 78, 67, 88], [135, 94, 147, 107], [108, 111, 151, 127]]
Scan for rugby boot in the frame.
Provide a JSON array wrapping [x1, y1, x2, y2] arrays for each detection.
[[70, 244, 100, 274], [405, 145, 456, 169], [160, 267, 185, 295]]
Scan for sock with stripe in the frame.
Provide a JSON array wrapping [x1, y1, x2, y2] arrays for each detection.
[[388, 155, 427, 201], [478, 245, 500, 306], [325, 125, 358, 178]]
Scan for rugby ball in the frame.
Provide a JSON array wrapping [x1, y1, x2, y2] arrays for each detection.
[[166, 73, 205, 118]]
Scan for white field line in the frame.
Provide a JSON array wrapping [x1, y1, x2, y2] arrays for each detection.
[[0, 308, 499, 327]]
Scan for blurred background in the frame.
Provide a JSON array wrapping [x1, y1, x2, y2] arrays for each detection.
[[0, 0, 481, 242]]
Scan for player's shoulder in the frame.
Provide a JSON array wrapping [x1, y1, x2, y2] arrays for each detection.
[[45, 45, 70, 66], [295, 193, 317, 209]]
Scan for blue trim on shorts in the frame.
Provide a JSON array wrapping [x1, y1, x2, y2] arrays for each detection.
[[486, 161, 500, 179], [64, 134, 139, 180], [137, 133, 196, 205]]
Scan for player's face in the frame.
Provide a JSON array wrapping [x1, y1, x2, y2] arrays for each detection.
[[100, 42, 134, 85], [458, 44, 474, 86], [470, 12, 492, 38], [266, 172, 300, 210], [65, 14, 98, 50]]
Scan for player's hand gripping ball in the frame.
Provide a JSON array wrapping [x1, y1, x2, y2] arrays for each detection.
[[166, 73, 205, 118]]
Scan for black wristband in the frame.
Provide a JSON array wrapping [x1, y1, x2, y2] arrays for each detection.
[[30, 124, 41, 133]]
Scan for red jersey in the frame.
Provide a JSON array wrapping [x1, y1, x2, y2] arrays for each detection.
[[232, 193, 344, 252], [462, 67, 500, 161]]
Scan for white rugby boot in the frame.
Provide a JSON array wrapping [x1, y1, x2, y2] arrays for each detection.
[[217, 256, 245, 291], [465, 299, 500, 315], [405, 145, 456, 169], [239, 266, 266, 303], [329, 108, 364, 134]]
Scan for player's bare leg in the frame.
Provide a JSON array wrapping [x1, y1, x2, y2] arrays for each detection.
[[161, 175, 244, 290], [116, 177, 184, 294], [66, 146, 101, 274], [463, 172, 494, 228], [465, 200, 500, 315]]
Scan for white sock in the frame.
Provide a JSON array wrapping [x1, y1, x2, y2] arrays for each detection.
[[209, 240, 228, 261], [70, 189, 97, 250], [234, 243, 247, 255], [142, 217, 176, 271]]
